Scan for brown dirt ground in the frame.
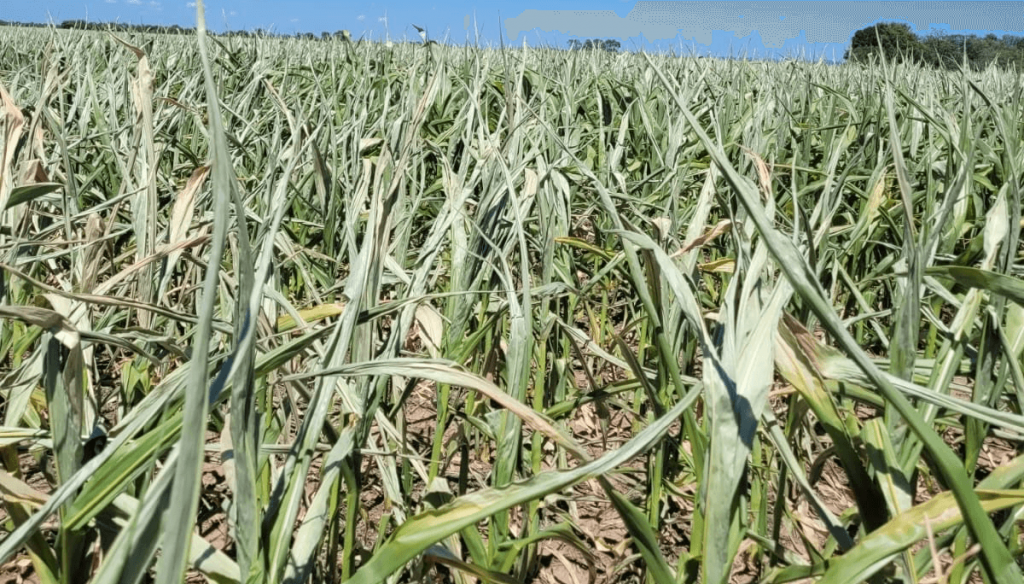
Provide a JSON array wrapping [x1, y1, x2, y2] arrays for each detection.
[[0, 344, 1018, 583]]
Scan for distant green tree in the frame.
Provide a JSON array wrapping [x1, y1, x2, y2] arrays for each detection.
[[1003, 34, 1024, 48], [919, 30, 964, 69], [845, 22, 923, 64], [966, 33, 1015, 69], [568, 38, 621, 52], [919, 30, 1024, 70]]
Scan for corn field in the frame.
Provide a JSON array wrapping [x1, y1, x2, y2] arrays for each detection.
[[1, 8, 1024, 584]]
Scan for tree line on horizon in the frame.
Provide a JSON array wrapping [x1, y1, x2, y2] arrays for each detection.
[[2, 19, 625, 49], [3, 17, 1023, 69], [846, 21, 1024, 70], [567, 38, 622, 52], [0, 20, 629, 52], [1, 18, 356, 40]]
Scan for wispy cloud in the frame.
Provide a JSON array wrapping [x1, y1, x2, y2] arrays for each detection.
[[150, 0, 160, 6], [357, 14, 365, 21], [290, 18, 299, 23], [105, 0, 116, 4], [127, 0, 141, 5], [229, 10, 237, 15], [186, 1, 196, 6]]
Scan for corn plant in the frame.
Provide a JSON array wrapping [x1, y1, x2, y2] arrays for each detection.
[[1, 5, 1023, 583]]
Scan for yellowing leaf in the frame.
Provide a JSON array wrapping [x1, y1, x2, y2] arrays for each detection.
[[698, 257, 735, 273], [275, 302, 347, 332]]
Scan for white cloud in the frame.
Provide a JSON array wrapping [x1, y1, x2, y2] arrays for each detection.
[[150, 0, 160, 6], [357, 14, 365, 21], [290, 18, 298, 23], [127, 0, 141, 4], [105, 0, 116, 4], [229, 10, 237, 15], [186, 1, 195, 6]]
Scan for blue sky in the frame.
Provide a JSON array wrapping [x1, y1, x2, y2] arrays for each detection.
[[4, 0, 521, 42], [3, 1, 1021, 60]]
